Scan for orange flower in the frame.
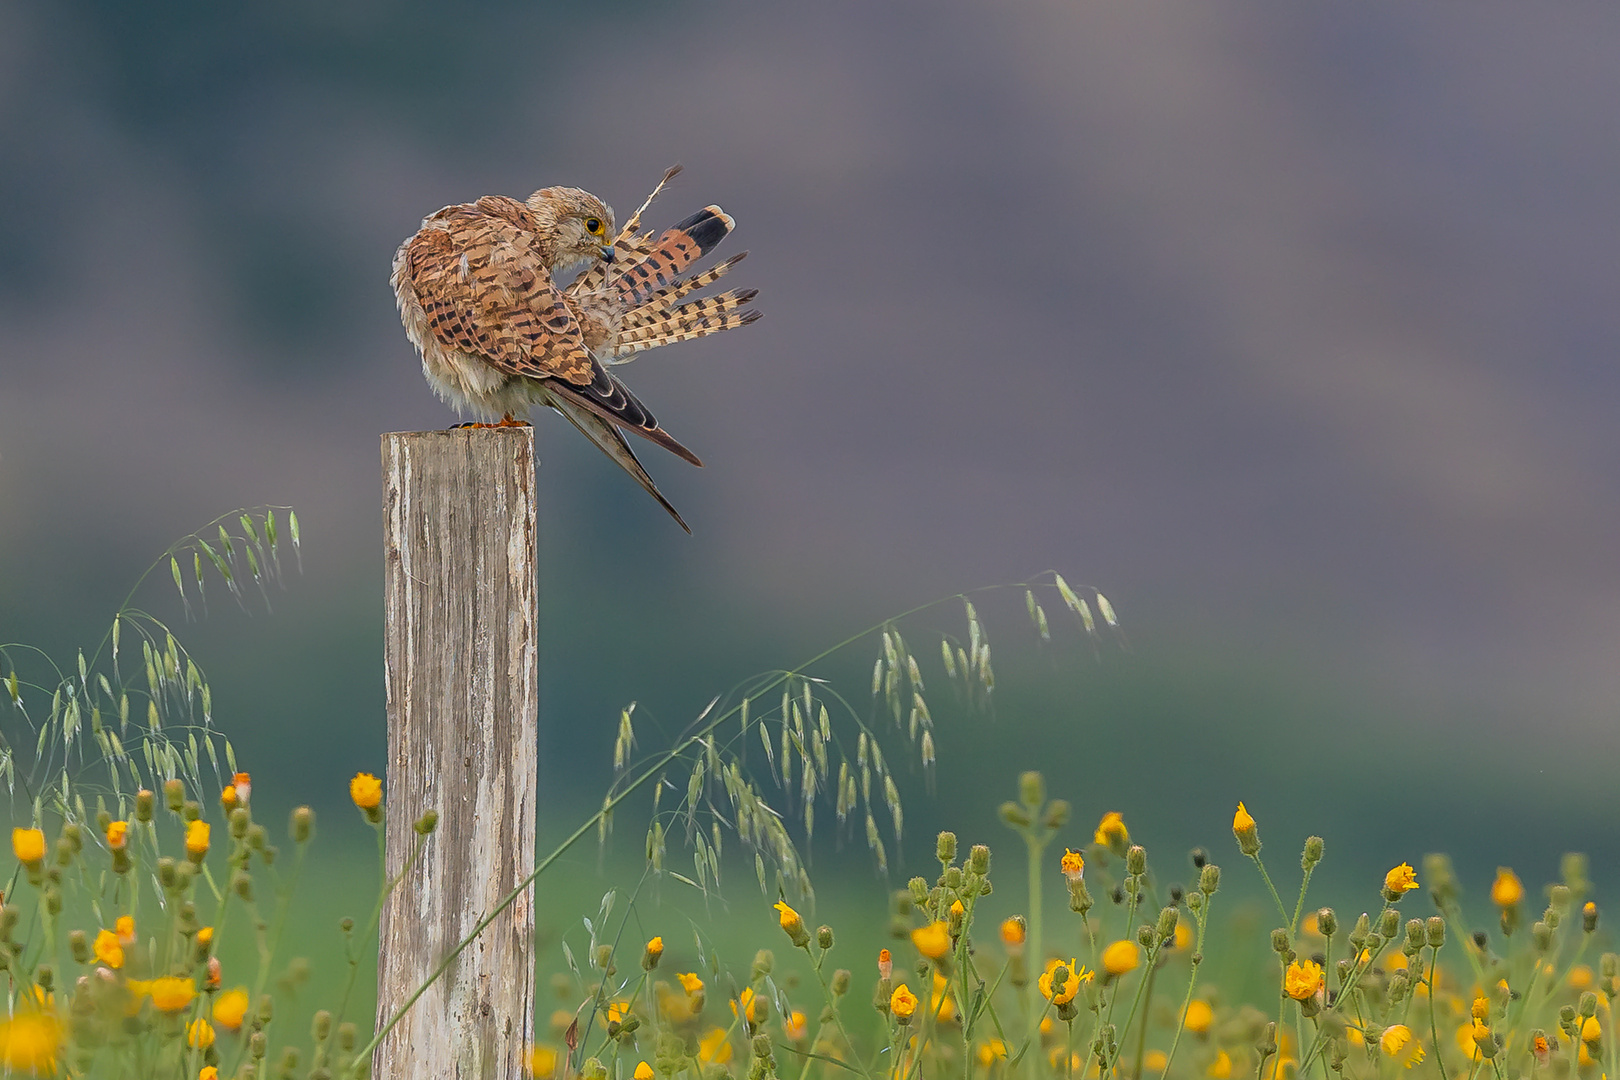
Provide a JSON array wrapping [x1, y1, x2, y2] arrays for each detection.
[[350, 772, 382, 810], [1383, 863, 1419, 898], [105, 821, 129, 851], [1094, 812, 1129, 851], [1184, 1000, 1214, 1034], [1000, 916, 1026, 949], [213, 987, 251, 1031], [783, 1009, 808, 1041], [1060, 848, 1085, 882], [1491, 868, 1524, 907], [911, 921, 950, 960], [878, 948, 893, 979], [0, 1011, 61, 1073], [698, 1027, 732, 1063], [186, 1019, 215, 1048], [1039, 959, 1090, 1004], [890, 984, 918, 1021], [1284, 960, 1324, 1001], [149, 976, 196, 1013], [1102, 940, 1140, 976], [94, 929, 124, 969], [677, 972, 704, 995], [184, 820, 210, 860], [633, 1064, 653, 1080], [11, 828, 45, 867]]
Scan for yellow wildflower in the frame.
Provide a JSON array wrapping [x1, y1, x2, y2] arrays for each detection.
[[149, 976, 197, 1013], [731, 988, 765, 1027], [783, 1010, 808, 1041], [11, 828, 45, 867], [1145, 1050, 1169, 1072], [0, 1011, 61, 1074], [1094, 811, 1129, 851], [698, 1027, 733, 1063], [1171, 923, 1192, 950], [1570, 964, 1595, 990], [1471, 996, 1489, 1021], [184, 820, 210, 860], [1383, 863, 1419, 898], [677, 972, 704, 995], [1184, 999, 1214, 1034], [201, 1068, 220, 1080], [213, 987, 250, 1030], [187, 1019, 215, 1048], [94, 928, 124, 969], [1284, 960, 1323, 1001], [643, 936, 663, 969], [911, 921, 950, 960], [221, 784, 238, 808], [890, 984, 918, 1021], [350, 772, 382, 810], [1102, 940, 1140, 976], [1208, 1049, 1233, 1079], [117, 915, 136, 944], [106, 820, 129, 851], [1381, 1025, 1424, 1068], [1232, 803, 1259, 855], [1457, 1021, 1489, 1062], [528, 1044, 559, 1077], [606, 1000, 632, 1025], [930, 972, 958, 1021], [775, 900, 809, 946], [1060, 848, 1085, 881], [1000, 916, 1026, 949], [195, 925, 212, 948], [1039, 959, 1089, 1004], [1491, 868, 1524, 907], [633, 1064, 653, 1080]]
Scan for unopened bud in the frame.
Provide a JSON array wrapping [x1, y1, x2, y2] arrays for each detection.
[[1199, 864, 1221, 895], [968, 844, 990, 875], [1126, 846, 1147, 875], [1018, 771, 1045, 809], [936, 832, 957, 864], [230, 807, 250, 838], [1426, 916, 1445, 948], [1378, 910, 1399, 939], [291, 807, 314, 843], [1302, 836, 1324, 870], [999, 802, 1031, 828], [831, 969, 850, 995], [164, 778, 185, 811], [414, 810, 438, 835], [1317, 908, 1338, 938], [817, 926, 834, 950], [1156, 907, 1179, 943]]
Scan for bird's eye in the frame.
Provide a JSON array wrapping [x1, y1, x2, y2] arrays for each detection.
[[585, 217, 604, 235]]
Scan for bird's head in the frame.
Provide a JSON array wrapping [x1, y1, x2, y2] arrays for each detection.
[[526, 187, 617, 271]]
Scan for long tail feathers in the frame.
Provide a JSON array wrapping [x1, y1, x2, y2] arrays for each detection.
[[546, 392, 694, 534], [608, 206, 735, 311], [607, 292, 762, 361]]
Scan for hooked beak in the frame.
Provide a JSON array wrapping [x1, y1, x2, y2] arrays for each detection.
[[599, 245, 615, 262]]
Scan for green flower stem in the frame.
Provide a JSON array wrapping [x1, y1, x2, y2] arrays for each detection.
[[800, 940, 873, 1080], [1247, 852, 1290, 931], [1158, 898, 1212, 1078], [1426, 944, 1451, 1080]]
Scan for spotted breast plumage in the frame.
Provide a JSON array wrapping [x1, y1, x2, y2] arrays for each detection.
[[391, 167, 760, 532]]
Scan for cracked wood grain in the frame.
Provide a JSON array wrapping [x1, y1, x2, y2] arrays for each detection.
[[378, 427, 537, 1080]]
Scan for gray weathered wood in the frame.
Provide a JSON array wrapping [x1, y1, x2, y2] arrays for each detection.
[[377, 427, 538, 1080]]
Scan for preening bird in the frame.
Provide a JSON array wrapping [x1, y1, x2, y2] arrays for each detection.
[[391, 167, 760, 531]]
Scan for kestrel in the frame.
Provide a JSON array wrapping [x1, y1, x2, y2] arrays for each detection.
[[392, 167, 759, 531]]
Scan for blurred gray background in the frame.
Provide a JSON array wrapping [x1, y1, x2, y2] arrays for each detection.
[[3, 2, 1618, 895]]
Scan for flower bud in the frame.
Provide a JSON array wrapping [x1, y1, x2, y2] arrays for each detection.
[[831, 969, 850, 995], [1532, 921, 1553, 952], [968, 844, 990, 875], [1271, 929, 1290, 955], [1378, 910, 1399, 939], [414, 810, 438, 835], [936, 832, 957, 864], [1043, 800, 1070, 831], [998, 802, 1031, 828], [312, 1009, 333, 1041], [752, 949, 774, 979], [164, 778, 185, 812], [68, 930, 89, 964], [1426, 916, 1445, 948], [1190, 847, 1208, 869], [1068, 878, 1093, 915], [1156, 907, 1179, 944], [1349, 913, 1370, 948], [1018, 771, 1045, 809], [134, 789, 155, 823], [1579, 992, 1598, 1019], [1301, 836, 1324, 870], [1404, 920, 1426, 953], [1126, 846, 1147, 875], [942, 866, 962, 890], [1584, 903, 1599, 934], [1199, 864, 1220, 895], [247, 824, 267, 851], [817, 926, 834, 950], [291, 807, 314, 843], [227, 807, 249, 839], [1317, 908, 1337, 938], [232, 871, 254, 902], [908, 878, 929, 905]]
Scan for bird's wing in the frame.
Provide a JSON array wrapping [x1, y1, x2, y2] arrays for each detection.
[[402, 203, 596, 386], [544, 389, 692, 534]]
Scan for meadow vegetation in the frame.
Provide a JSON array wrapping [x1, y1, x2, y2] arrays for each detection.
[[0, 514, 1609, 1080]]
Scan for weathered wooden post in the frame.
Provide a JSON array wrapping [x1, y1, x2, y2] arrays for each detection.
[[377, 427, 538, 1079]]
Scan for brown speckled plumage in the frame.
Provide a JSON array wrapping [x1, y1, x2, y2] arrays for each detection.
[[392, 169, 760, 531]]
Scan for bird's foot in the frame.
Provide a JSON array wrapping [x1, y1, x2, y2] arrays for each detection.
[[495, 414, 531, 427]]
